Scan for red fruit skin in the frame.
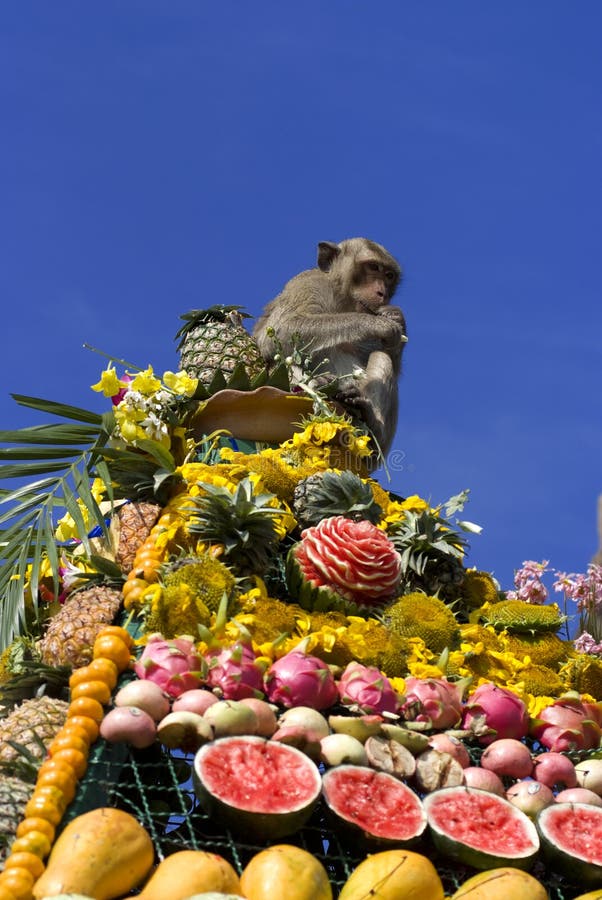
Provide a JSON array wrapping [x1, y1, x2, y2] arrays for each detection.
[[461, 682, 529, 745], [480, 738, 533, 779], [532, 751, 577, 790]]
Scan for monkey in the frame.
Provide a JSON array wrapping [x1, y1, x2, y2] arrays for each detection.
[[253, 238, 407, 457]]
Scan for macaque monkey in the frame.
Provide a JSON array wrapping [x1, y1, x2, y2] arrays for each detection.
[[253, 238, 407, 456]]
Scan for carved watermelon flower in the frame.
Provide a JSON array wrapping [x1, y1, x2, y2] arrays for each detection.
[[287, 515, 402, 613]]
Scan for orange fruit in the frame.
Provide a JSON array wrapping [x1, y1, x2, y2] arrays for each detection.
[[48, 731, 88, 757], [3, 853, 44, 880], [0, 883, 18, 900], [122, 576, 148, 597], [48, 746, 87, 779], [15, 818, 55, 843], [70, 678, 111, 705], [133, 562, 160, 582], [67, 695, 105, 723], [23, 794, 63, 827], [59, 721, 94, 747], [35, 766, 77, 804], [96, 624, 134, 648], [68, 665, 93, 689], [9, 831, 52, 860], [62, 714, 100, 743], [86, 656, 119, 688], [0, 867, 34, 900], [92, 635, 132, 671], [30, 785, 68, 813]]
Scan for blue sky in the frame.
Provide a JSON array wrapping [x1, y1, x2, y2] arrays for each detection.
[[1, 2, 600, 592]]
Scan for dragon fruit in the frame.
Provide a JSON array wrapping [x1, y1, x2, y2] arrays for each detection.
[[530, 694, 602, 752], [461, 682, 529, 745], [265, 641, 338, 710], [337, 661, 399, 715], [400, 676, 466, 729], [205, 641, 266, 700], [134, 633, 205, 698]]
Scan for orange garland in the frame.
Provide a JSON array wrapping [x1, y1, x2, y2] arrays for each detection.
[[0, 627, 133, 900]]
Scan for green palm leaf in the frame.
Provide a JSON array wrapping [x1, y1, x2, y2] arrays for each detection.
[[0, 395, 115, 651]]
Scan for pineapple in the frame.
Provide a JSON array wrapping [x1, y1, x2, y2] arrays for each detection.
[[0, 775, 34, 865], [175, 305, 265, 389], [39, 585, 122, 668], [114, 500, 161, 574], [0, 695, 69, 764], [187, 477, 285, 577], [292, 470, 383, 530]]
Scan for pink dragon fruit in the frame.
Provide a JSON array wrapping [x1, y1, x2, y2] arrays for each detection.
[[461, 682, 529, 745], [400, 676, 466, 729], [337, 661, 399, 715], [265, 641, 338, 710], [205, 641, 266, 701], [134, 633, 205, 698], [530, 695, 601, 752]]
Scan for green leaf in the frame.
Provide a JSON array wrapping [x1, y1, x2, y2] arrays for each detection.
[[0, 447, 85, 460], [10, 394, 104, 425]]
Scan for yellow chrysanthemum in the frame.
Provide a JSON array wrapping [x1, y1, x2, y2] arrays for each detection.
[[91, 366, 129, 398]]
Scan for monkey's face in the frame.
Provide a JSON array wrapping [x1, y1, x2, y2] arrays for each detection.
[[352, 259, 399, 312]]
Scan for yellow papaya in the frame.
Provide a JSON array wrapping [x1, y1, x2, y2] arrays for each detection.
[[451, 867, 548, 899], [32, 808, 154, 900], [338, 849, 444, 900], [240, 845, 332, 900], [136, 850, 241, 900]]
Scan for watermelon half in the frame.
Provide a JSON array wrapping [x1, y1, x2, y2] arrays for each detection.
[[537, 802, 602, 887], [423, 786, 540, 870], [322, 764, 427, 847], [193, 735, 321, 840]]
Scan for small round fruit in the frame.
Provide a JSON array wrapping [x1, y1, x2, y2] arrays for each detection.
[[62, 715, 100, 743], [48, 747, 87, 779], [85, 657, 119, 688], [92, 635, 132, 671], [480, 738, 533, 779], [9, 831, 52, 860], [100, 706, 157, 749], [0, 867, 35, 900], [70, 680, 111, 706], [35, 767, 77, 804], [48, 732, 88, 757], [4, 853, 45, 881], [95, 625, 134, 649], [67, 696, 105, 724], [15, 818, 55, 843]]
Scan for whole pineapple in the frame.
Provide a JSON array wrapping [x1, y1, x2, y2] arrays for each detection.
[[39, 585, 122, 668], [0, 695, 69, 763], [0, 775, 34, 865], [175, 306, 265, 389], [114, 500, 161, 574], [292, 470, 383, 530]]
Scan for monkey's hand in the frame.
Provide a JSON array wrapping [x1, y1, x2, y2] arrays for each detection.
[[375, 306, 406, 350]]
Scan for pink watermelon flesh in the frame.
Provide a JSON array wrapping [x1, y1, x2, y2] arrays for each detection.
[[541, 804, 602, 865], [322, 765, 425, 841], [427, 789, 537, 855], [198, 736, 319, 813]]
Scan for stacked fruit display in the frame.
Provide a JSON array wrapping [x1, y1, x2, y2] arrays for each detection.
[[0, 306, 601, 899]]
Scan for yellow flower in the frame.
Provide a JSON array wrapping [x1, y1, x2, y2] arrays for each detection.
[[129, 366, 162, 396], [163, 370, 198, 396], [389, 676, 406, 695], [91, 367, 128, 398], [400, 495, 429, 512], [407, 660, 446, 679], [525, 694, 559, 719]]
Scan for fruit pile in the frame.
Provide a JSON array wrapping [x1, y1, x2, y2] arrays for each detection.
[[0, 307, 601, 899]]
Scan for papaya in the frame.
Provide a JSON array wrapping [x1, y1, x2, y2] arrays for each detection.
[[240, 845, 332, 900], [136, 851, 241, 900], [338, 849, 444, 900], [32, 808, 154, 900], [451, 867, 548, 899]]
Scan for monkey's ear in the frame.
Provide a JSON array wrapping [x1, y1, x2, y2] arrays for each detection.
[[317, 241, 340, 271]]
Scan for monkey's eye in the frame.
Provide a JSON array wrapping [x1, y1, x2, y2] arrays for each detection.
[[365, 261, 381, 273], [385, 270, 396, 282]]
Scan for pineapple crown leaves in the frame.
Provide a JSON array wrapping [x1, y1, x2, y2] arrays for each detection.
[[294, 470, 382, 526], [388, 507, 470, 578], [174, 306, 252, 349], [186, 477, 286, 575]]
